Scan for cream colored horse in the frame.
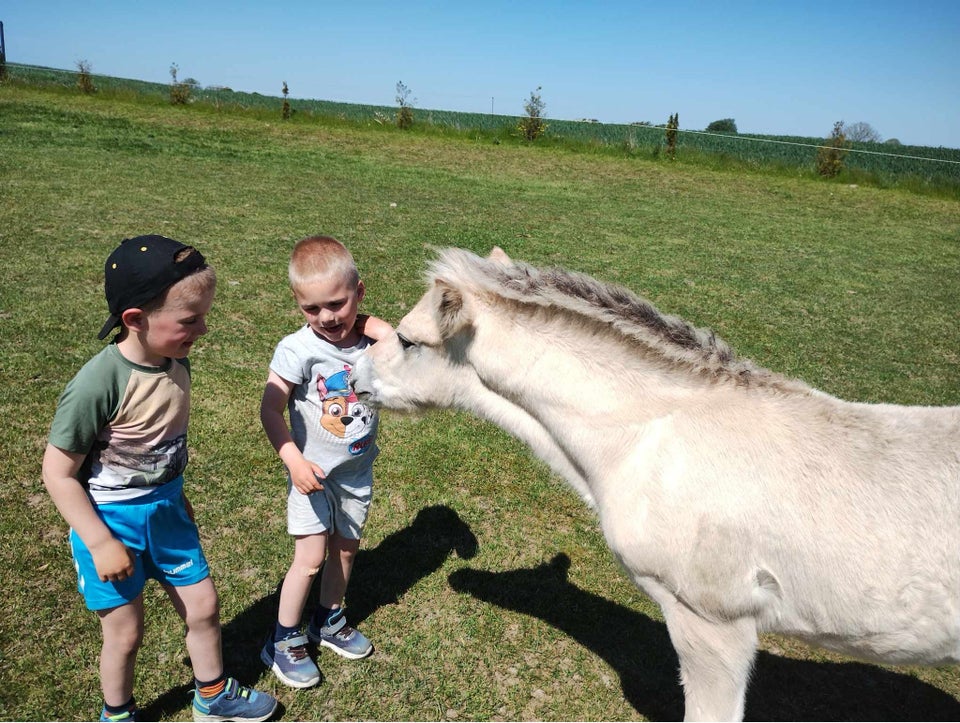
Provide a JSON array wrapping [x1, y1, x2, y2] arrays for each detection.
[[350, 247, 960, 721]]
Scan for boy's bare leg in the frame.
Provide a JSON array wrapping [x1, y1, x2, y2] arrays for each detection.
[[319, 534, 360, 610], [98, 598, 144, 707], [164, 578, 222, 681], [278, 533, 328, 627], [308, 533, 371, 659]]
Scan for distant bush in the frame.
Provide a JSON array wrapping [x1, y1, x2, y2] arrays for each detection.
[[816, 121, 849, 177], [706, 118, 737, 134], [396, 81, 414, 130], [519, 86, 547, 141], [665, 113, 679, 158], [169, 63, 191, 105], [76, 59, 95, 94], [281, 81, 292, 120]]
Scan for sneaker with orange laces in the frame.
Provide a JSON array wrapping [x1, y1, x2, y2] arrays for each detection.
[[192, 677, 277, 722]]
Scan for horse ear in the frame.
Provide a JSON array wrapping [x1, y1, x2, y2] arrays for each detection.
[[488, 246, 512, 265], [434, 279, 472, 339]]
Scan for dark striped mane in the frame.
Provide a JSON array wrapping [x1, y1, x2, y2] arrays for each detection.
[[430, 248, 804, 390]]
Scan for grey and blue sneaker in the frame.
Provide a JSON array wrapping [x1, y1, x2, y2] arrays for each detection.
[[192, 677, 277, 722], [261, 631, 321, 688], [306, 607, 373, 660]]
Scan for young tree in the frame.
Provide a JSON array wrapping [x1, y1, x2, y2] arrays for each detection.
[[816, 121, 849, 177], [169, 63, 191, 105], [665, 113, 679, 157], [281, 81, 292, 120], [76, 59, 96, 94], [396, 80, 415, 129], [518, 86, 548, 141]]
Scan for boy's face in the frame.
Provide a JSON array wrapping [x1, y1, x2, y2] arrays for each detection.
[[294, 274, 365, 348], [139, 282, 215, 362]]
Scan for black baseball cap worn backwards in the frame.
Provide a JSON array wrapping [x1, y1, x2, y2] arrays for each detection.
[[98, 235, 207, 340]]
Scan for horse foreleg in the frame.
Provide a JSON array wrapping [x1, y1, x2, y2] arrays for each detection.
[[662, 600, 758, 722]]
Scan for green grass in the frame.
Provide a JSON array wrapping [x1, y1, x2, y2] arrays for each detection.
[[7, 62, 960, 196], [1, 83, 958, 721]]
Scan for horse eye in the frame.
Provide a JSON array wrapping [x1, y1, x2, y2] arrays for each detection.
[[397, 333, 416, 350]]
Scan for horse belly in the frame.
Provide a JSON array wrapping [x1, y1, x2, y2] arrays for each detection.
[[598, 473, 960, 666], [593, 407, 960, 665], [773, 553, 960, 665]]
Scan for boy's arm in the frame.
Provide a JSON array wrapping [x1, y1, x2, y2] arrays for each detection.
[[260, 370, 325, 494], [41, 443, 135, 581], [356, 314, 393, 343]]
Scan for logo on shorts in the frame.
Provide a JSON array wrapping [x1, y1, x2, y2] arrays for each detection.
[[164, 559, 195, 576]]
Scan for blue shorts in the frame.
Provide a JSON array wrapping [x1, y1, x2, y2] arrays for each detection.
[[70, 476, 210, 611]]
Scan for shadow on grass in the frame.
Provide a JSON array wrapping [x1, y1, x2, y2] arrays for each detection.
[[139, 504, 478, 721], [448, 553, 960, 722]]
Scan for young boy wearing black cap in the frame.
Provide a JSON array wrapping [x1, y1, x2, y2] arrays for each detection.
[[42, 236, 278, 722]]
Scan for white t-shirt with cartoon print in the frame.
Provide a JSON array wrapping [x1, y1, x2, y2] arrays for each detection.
[[269, 325, 379, 485]]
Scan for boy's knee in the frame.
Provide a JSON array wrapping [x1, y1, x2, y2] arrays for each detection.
[[184, 593, 220, 627], [105, 624, 144, 654], [299, 565, 322, 577]]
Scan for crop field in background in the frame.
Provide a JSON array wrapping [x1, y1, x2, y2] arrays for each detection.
[[0, 80, 958, 721], [6, 61, 960, 194]]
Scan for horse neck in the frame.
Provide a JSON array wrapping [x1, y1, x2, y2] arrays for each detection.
[[468, 308, 720, 478]]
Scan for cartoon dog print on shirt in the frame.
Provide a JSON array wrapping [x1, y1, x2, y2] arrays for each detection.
[[316, 366, 375, 455]]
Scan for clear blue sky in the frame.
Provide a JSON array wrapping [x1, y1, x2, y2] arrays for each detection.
[[4, 1, 959, 148]]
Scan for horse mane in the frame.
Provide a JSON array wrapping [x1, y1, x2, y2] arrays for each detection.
[[430, 248, 808, 391]]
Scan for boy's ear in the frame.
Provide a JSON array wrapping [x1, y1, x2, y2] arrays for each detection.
[[120, 308, 147, 332], [357, 279, 366, 304]]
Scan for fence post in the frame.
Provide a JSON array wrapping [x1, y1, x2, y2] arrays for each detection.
[[0, 22, 7, 81]]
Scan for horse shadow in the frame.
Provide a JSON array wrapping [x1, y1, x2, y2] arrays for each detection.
[[448, 554, 960, 722], [138, 504, 478, 721]]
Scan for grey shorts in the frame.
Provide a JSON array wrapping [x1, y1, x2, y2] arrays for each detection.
[[287, 472, 372, 539]]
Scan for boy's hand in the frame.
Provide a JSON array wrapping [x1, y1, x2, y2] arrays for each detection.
[[89, 537, 136, 582], [289, 457, 326, 495], [356, 314, 393, 343], [41, 444, 137, 582]]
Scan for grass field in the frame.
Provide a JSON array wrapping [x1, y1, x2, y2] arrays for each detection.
[[1, 83, 958, 721], [7, 62, 960, 195]]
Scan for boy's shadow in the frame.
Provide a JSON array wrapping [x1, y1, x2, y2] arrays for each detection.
[[140, 505, 478, 721], [448, 554, 960, 722]]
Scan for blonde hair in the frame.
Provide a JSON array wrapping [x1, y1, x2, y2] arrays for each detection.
[[142, 248, 217, 313], [288, 235, 360, 290]]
